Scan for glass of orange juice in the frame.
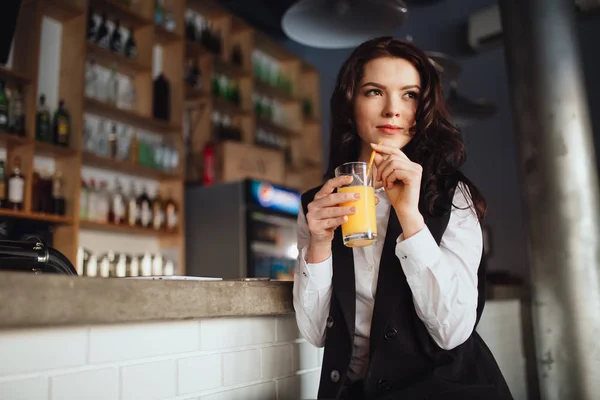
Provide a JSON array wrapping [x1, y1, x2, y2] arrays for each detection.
[[334, 162, 377, 247]]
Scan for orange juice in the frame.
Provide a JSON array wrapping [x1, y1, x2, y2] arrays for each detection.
[[338, 185, 377, 247]]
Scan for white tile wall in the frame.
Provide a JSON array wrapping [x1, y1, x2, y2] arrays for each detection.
[[0, 316, 321, 400], [0, 302, 527, 400], [200, 317, 275, 350], [201, 381, 276, 400], [0, 327, 87, 375], [222, 349, 261, 387], [121, 360, 176, 400], [51, 368, 118, 400], [262, 345, 293, 380], [0, 377, 48, 400], [89, 321, 199, 364], [178, 354, 222, 395]]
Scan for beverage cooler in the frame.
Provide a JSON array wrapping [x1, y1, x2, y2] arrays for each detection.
[[185, 179, 301, 280]]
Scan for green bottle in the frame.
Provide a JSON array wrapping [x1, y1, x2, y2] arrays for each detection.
[[36, 94, 52, 143], [53, 99, 70, 147], [0, 80, 10, 132]]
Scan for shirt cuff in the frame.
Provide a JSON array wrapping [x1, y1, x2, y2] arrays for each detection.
[[395, 226, 442, 276], [298, 245, 333, 291]]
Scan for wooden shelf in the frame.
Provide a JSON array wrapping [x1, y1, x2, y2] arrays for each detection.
[[154, 25, 183, 45], [34, 140, 78, 157], [213, 96, 251, 118], [0, 131, 29, 146], [0, 67, 30, 85], [185, 41, 213, 58], [90, 0, 152, 29], [0, 209, 74, 224], [302, 115, 321, 125], [41, 0, 85, 22], [254, 80, 298, 104], [214, 59, 250, 79], [80, 220, 179, 236], [82, 152, 181, 180], [87, 42, 151, 75], [256, 116, 300, 138], [185, 88, 210, 108], [84, 97, 181, 135]]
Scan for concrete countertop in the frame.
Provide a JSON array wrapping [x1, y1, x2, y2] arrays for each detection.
[[0, 272, 294, 329]]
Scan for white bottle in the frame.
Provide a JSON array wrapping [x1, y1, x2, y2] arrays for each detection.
[[85, 57, 98, 99], [140, 253, 152, 276], [152, 253, 163, 276], [115, 254, 127, 278], [86, 254, 98, 277]]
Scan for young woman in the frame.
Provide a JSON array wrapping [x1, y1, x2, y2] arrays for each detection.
[[293, 37, 513, 400]]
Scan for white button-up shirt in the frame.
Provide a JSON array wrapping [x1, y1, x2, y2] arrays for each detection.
[[293, 184, 483, 380]]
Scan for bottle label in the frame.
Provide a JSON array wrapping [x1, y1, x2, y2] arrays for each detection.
[[153, 208, 164, 230], [141, 201, 151, 227], [114, 197, 125, 222], [128, 203, 138, 226], [167, 205, 178, 229], [8, 177, 24, 203], [58, 117, 68, 135]]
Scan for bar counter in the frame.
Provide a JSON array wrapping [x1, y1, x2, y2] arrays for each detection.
[[0, 272, 294, 329]]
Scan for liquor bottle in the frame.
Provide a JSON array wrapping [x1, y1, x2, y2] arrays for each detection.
[[98, 180, 109, 223], [152, 189, 164, 231], [35, 94, 52, 143], [109, 19, 123, 53], [7, 157, 24, 211], [9, 87, 25, 135], [86, 6, 97, 41], [165, 191, 178, 232], [87, 179, 97, 221], [108, 123, 118, 159], [52, 170, 66, 216], [164, 5, 176, 31], [124, 27, 137, 59], [0, 161, 6, 208], [155, 0, 164, 24], [185, 11, 196, 41], [106, 67, 119, 106], [202, 141, 215, 185], [137, 186, 152, 228], [127, 182, 139, 227], [119, 75, 136, 110], [109, 179, 126, 225], [53, 100, 70, 147], [0, 80, 9, 132], [85, 57, 99, 99], [95, 13, 110, 49]]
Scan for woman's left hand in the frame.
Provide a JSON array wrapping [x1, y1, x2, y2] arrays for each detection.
[[371, 142, 423, 218]]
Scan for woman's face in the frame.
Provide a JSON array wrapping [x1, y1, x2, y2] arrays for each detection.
[[353, 57, 421, 156]]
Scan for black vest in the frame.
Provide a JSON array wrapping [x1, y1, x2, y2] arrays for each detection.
[[300, 186, 513, 400]]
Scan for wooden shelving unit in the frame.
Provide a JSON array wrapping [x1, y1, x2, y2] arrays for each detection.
[[0, 0, 187, 274], [86, 42, 151, 74], [2, 0, 323, 273], [84, 97, 180, 134], [82, 152, 182, 180], [79, 220, 179, 236]]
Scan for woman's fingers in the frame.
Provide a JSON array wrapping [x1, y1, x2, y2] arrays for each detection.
[[312, 206, 356, 220], [314, 175, 352, 200]]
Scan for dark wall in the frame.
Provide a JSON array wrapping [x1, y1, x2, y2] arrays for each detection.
[[282, 1, 600, 278]]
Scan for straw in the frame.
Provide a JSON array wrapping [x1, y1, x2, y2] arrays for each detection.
[[366, 141, 381, 181]]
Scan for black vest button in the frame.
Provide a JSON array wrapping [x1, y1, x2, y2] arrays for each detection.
[[330, 369, 340, 383], [377, 379, 391, 391], [326, 316, 334, 328], [384, 328, 398, 340]]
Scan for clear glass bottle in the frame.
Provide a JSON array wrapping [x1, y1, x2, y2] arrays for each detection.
[[8, 87, 25, 135], [127, 182, 139, 227], [119, 75, 136, 110], [35, 94, 52, 143], [152, 189, 164, 231], [106, 66, 119, 106], [85, 57, 99, 99], [137, 185, 152, 228], [109, 179, 126, 225], [7, 157, 25, 210]]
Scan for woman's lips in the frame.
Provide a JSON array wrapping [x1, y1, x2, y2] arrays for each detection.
[[377, 126, 402, 135]]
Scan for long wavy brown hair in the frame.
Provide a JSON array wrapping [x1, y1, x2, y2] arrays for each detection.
[[325, 36, 486, 220]]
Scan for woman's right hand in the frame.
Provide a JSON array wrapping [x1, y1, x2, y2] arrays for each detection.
[[305, 175, 359, 262]]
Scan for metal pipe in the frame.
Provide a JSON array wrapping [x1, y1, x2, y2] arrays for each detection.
[[499, 0, 600, 398]]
